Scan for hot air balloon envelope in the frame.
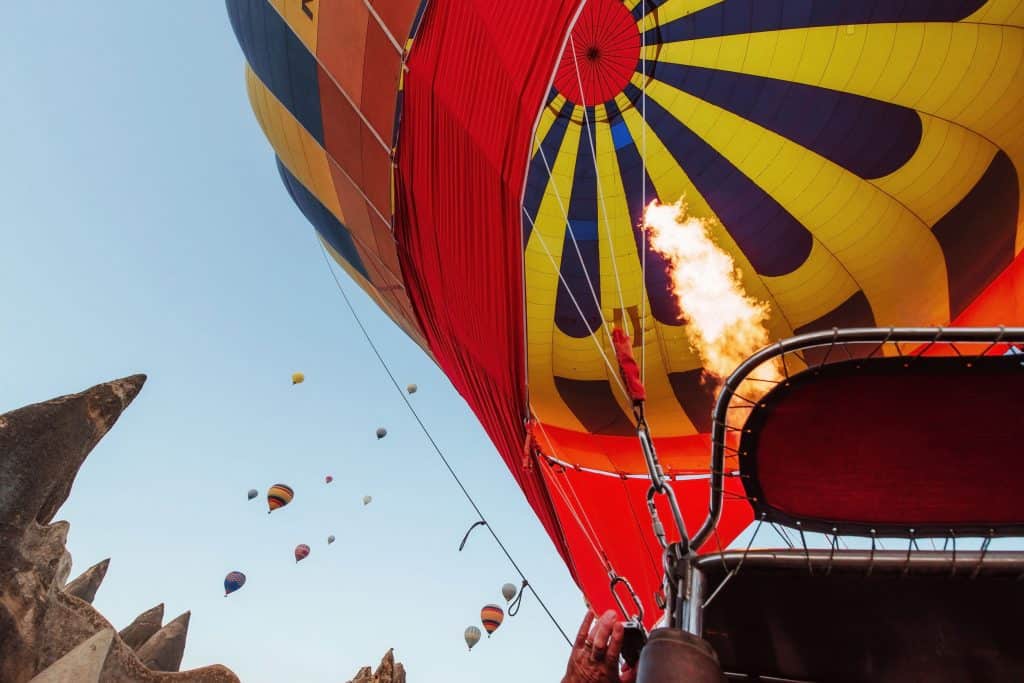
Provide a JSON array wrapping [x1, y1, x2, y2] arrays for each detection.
[[375, 427, 387, 440], [327, 535, 336, 545], [291, 372, 304, 385], [224, 571, 246, 596], [501, 583, 518, 603], [406, 383, 417, 394], [228, 0, 1024, 628], [464, 626, 481, 651], [294, 544, 311, 562], [246, 489, 257, 501], [362, 495, 372, 506], [480, 604, 504, 636], [267, 484, 294, 513], [325, 475, 333, 484]]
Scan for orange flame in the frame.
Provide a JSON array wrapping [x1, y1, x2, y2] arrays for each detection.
[[644, 198, 782, 395]]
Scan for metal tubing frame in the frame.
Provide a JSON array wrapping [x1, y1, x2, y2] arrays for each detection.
[[692, 326, 1024, 549]]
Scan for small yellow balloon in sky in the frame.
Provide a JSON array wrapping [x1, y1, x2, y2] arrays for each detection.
[[291, 372, 305, 385]]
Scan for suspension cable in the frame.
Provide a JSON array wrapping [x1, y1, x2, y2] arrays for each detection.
[[314, 237, 572, 646]]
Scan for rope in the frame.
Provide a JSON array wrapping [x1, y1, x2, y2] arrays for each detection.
[[640, 0, 649, 384], [567, 34, 628, 320], [315, 237, 572, 647], [535, 146, 619, 352], [508, 579, 528, 617], [458, 520, 488, 552], [523, 209, 630, 399]]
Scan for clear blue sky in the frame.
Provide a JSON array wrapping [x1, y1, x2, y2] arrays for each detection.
[[0, 4, 588, 681]]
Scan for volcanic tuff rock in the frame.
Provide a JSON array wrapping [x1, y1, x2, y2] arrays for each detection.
[[0, 376, 239, 683], [119, 604, 166, 651], [64, 558, 111, 604], [347, 649, 407, 683]]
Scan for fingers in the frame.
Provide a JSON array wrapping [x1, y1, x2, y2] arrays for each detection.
[[589, 610, 617, 661], [574, 611, 595, 649], [604, 620, 625, 665]]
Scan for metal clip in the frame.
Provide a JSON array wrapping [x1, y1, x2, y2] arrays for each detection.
[[610, 574, 645, 623], [637, 420, 688, 551]]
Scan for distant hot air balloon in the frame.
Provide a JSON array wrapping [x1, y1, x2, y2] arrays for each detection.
[[464, 626, 481, 651], [247, 489, 257, 501], [406, 383, 417, 394], [294, 544, 311, 563], [327, 535, 335, 545], [481, 604, 504, 637], [375, 427, 387, 440], [325, 475, 333, 484], [291, 372, 305, 385], [267, 484, 294, 513], [224, 571, 246, 596], [501, 583, 518, 603], [362, 495, 372, 506]]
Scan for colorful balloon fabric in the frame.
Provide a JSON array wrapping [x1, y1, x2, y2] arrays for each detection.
[[294, 544, 311, 563], [375, 427, 387, 440], [501, 583, 518, 603], [327, 535, 335, 545], [224, 571, 246, 596], [246, 489, 257, 501], [229, 0, 1024, 626], [480, 604, 504, 636], [362, 495, 372, 506], [325, 475, 333, 484], [266, 484, 294, 513], [464, 626, 482, 651], [291, 372, 304, 385]]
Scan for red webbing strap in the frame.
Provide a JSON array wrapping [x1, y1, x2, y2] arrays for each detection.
[[612, 328, 646, 404]]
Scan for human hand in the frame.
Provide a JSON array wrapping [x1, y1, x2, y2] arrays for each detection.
[[561, 610, 634, 683]]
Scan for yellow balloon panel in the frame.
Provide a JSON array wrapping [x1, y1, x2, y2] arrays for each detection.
[[524, 0, 1024, 473]]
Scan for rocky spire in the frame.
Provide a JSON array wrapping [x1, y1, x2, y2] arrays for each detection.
[[0, 376, 239, 682], [136, 611, 190, 673], [28, 628, 113, 683], [348, 649, 407, 683], [64, 558, 110, 604], [119, 603, 165, 651], [0, 374, 146, 530]]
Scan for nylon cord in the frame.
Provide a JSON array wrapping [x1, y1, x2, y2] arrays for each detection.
[[315, 237, 572, 647]]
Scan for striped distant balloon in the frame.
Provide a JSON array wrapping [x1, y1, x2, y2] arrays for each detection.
[[266, 484, 294, 513], [224, 571, 246, 596], [294, 544, 311, 563], [480, 604, 504, 636]]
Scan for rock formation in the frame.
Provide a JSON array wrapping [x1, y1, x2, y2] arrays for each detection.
[[347, 649, 406, 683], [136, 611, 191, 673], [64, 558, 110, 604], [119, 604, 165, 651], [0, 376, 238, 683]]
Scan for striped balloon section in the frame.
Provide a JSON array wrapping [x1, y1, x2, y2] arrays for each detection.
[[225, 0, 429, 353], [523, 0, 1024, 475], [266, 483, 294, 513], [480, 604, 504, 636]]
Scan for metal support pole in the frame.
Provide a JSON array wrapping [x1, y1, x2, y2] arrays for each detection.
[[679, 564, 706, 636]]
